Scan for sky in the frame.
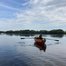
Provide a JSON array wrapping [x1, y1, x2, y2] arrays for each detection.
[[0, 0, 66, 31]]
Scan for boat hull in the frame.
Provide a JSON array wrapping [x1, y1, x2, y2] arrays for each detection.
[[34, 38, 46, 51]]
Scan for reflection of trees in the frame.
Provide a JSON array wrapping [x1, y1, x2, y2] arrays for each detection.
[[4, 33, 64, 38], [4, 33, 35, 37], [50, 34, 64, 38], [0, 31, 5, 34]]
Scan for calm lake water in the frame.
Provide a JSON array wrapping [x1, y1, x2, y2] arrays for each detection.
[[0, 34, 66, 66]]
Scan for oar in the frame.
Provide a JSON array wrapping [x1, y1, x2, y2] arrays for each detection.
[[21, 38, 33, 39], [45, 38, 59, 41], [20, 38, 59, 41]]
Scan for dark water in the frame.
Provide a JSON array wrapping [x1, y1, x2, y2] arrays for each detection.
[[0, 34, 66, 66]]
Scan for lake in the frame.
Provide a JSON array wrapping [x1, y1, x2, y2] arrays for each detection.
[[0, 34, 66, 66]]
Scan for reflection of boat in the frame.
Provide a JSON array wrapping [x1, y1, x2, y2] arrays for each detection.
[[34, 37, 46, 52]]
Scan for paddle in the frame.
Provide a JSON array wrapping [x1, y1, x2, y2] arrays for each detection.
[[20, 38, 59, 41], [45, 38, 59, 41]]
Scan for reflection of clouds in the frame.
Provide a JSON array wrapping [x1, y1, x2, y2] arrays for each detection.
[[47, 41, 60, 46], [18, 42, 25, 44], [55, 41, 59, 44], [18, 41, 34, 47], [46, 38, 60, 46]]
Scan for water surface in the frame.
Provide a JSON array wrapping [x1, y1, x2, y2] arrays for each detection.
[[0, 34, 66, 66]]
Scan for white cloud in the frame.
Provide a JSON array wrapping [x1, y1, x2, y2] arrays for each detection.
[[16, 0, 66, 23], [21, 2, 28, 6], [0, 0, 66, 30]]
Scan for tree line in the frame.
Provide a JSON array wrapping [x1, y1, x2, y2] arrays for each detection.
[[0, 29, 66, 35]]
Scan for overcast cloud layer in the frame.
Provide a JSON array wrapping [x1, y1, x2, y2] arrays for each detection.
[[0, 0, 66, 30]]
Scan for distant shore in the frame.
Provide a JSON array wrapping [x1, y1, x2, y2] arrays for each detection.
[[0, 29, 66, 34], [0, 29, 65, 37]]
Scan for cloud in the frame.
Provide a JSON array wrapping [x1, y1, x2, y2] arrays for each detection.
[[0, 0, 66, 30], [16, 0, 66, 23], [46, 0, 66, 7]]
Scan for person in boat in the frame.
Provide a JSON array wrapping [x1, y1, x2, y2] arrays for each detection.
[[34, 34, 46, 46], [39, 34, 46, 42], [39, 34, 43, 39], [34, 34, 46, 52]]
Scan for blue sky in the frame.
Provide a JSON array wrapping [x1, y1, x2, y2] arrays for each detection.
[[0, 0, 66, 31]]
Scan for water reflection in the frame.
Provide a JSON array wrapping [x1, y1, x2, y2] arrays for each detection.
[[0, 34, 66, 66], [2, 33, 35, 37], [50, 34, 64, 38], [0, 33, 64, 38], [34, 43, 47, 52], [55, 41, 59, 44]]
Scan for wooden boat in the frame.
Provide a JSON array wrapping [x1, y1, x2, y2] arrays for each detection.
[[34, 37, 46, 51], [34, 37, 46, 45], [34, 38, 46, 51]]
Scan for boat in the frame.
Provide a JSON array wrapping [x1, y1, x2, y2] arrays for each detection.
[[34, 37, 46, 51], [34, 37, 46, 46]]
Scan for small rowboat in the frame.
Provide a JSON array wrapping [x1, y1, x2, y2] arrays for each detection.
[[34, 37, 46, 46], [34, 37, 46, 51]]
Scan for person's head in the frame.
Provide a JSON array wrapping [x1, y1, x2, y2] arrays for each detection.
[[39, 34, 42, 38]]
